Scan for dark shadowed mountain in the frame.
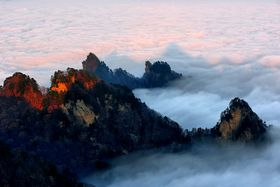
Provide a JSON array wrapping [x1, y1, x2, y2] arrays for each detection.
[[0, 140, 83, 187], [0, 69, 184, 174], [0, 55, 268, 186], [82, 53, 182, 89]]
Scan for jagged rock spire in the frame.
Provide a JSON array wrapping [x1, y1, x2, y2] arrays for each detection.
[[215, 97, 267, 141], [82, 52, 101, 73]]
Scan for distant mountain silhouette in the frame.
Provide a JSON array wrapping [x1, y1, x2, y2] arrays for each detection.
[[82, 53, 182, 89]]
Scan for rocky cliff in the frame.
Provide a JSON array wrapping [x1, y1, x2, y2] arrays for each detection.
[[185, 98, 268, 143], [0, 69, 184, 175], [214, 97, 267, 142]]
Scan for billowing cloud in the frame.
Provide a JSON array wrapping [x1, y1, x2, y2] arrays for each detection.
[[84, 129, 280, 187], [0, 0, 280, 86], [259, 55, 280, 68]]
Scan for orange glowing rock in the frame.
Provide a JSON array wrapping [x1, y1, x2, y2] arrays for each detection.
[[0, 72, 43, 110], [45, 68, 99, 112], [50, 68, 98, 93], [0, 68, 99, 112], [50, 82, 68, 93]]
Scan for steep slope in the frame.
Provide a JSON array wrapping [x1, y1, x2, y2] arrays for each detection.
[[213, 97, 267, 141], [82, 53, 182, 89], [0, 70, 184, 174]]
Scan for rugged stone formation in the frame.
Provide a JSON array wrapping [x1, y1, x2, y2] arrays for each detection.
[[142, 61, 182, 88], [0, 70, 184, 175], [82, 52, 101, 73], [82, 53, 182, 89], [214, 97, 267, 142], [50, 68, 99, 93], [183, 98, 268, 143], [0, 72, 43, 110], [45, 68, 99, 112]]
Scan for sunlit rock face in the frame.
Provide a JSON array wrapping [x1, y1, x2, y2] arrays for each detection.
[[0, 72, 43, 110], [45, 68, 99, 111], [62, 99, 97, 127], [50, 68, 99, 93], [83, 53, 182, 89], [215, 98, 267, 142]]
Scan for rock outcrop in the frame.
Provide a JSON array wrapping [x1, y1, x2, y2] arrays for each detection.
[[184, 97, 268, 143], [0, 72, 43, 110], [213, 97, 267, 142], [142, 61, 182, 88], [82, 53, 182, 89], [45, 68, 99, 112]]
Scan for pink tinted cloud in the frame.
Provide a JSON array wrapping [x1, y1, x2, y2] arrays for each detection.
[[259, 55, 280, 68]]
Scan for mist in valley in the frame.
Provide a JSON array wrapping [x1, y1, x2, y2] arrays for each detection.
[[84, 128, 280, 187], [83, 46, 280, 186]]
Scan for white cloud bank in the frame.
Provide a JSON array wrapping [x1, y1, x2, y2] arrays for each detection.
[[0, 0, 279, 85], [84, 129, 280, 187]]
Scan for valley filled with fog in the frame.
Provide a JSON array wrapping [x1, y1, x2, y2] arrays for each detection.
[[1, 0, 280, 186], [84, 130, 280, 187]]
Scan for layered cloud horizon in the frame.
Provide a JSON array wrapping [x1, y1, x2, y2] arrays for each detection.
[[0, 0, 279, 85]]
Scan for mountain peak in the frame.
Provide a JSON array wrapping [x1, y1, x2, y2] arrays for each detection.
[[215, 97, 267, 142], [50, 68, 98, 94], [144, 61, 171, 74], [229, 97, 251, 110], [82, 52, 101, 73], [142, 61, 182, 88], [0, 72, 43, 110]]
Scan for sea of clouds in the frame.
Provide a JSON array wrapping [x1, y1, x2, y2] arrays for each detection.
[[0, 0, 279, 84], [134, 46, 280, 129], [1, 0, 280, 186], [87, 43, 280, 187], [84, 129, 280, 187]]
